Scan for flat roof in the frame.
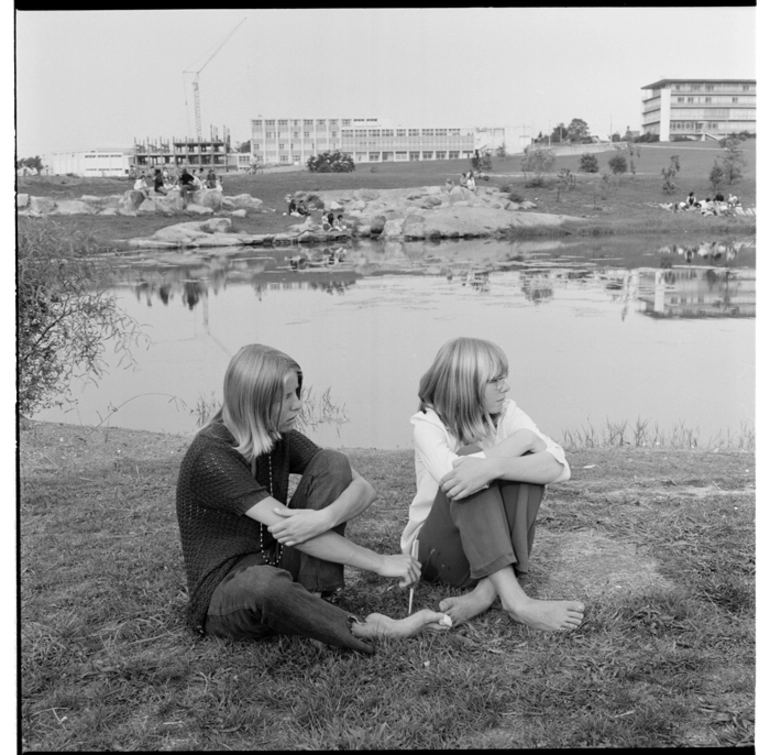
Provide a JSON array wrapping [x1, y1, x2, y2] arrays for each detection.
[[642, 78, 756, 89]]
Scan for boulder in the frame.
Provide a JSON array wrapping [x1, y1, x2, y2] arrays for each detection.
[[350, 200, 366, 211], [402, 213, 426, 239], [185, 204, 214, 215], [519, 200, 538, 210], [230, 193, 263, 211], [136, 198, 159, 214], [17, 193, 29, 209], [28, 196, 56, 214], [201, 217, 232, 234], [98, 207, 119, 216], [369, 215, 387, 235], [55, 200, 97, 216], [229, 209, 247, 218], [194, 188, 224, 210], [119, 190, 146, 211], [419, 195, 443, 209], [328, 200, 343, 211], [381, 218, 405, 239], [221, 197, 236, 210]]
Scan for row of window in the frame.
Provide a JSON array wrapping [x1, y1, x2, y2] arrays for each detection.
[[255, 118, 378, 128], [262, 150, 467, 162], [254, 125, 467, 138], [673, 83, 753, 92], [85, 154, 125, 159], [670, 121, 725, 130], [676, 96, 742, 104]]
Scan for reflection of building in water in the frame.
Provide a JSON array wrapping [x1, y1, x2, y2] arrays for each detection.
[[636, 266, 755, 318]]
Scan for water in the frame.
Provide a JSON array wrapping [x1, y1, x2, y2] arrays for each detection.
[[34, 236, 756, 449]]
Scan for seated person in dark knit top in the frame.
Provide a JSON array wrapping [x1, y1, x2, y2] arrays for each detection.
[[176, 343, 450, 654]]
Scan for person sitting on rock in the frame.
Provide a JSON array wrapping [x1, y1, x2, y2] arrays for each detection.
[[333, 214, 346, 231], [134, 173, 150, 198], [153, 169, 167, 196], [297, 201, 309, 216], [459, 173, 468, 188], [178, 169, 197, 208], [207, 169, 218, 189]]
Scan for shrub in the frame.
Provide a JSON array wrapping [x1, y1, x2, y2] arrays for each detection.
[[579, 153, 599, 173], [507, 190, 525, 203], [661, 155, 681, 195], [521, 148, 555, 178], [709, 161, 725, 192], [608, 154, 628, 175], [17, 220, 146, 416], [306, 150, 355, 173]]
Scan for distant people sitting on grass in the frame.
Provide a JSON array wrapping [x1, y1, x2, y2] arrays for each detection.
[[178, 169, 196, 208], [175, 344, 451, 654], [153, 169, 167, 196], [685, 191, 697, 208]]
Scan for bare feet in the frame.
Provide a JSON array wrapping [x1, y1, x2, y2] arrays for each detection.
[[350, 609, 451, 641], [439, 580, 496, 625], [504, 597, 585, 632]]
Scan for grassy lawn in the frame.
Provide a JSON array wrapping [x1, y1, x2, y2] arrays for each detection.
[[17, 140, 756, 251], [19, 420, 755, 750]]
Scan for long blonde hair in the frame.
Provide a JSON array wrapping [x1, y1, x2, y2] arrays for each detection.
[[205, 344, 303, 460], [418, 337, 508, 445]]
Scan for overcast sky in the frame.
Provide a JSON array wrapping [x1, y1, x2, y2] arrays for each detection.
[[15, 7, 756, 156]]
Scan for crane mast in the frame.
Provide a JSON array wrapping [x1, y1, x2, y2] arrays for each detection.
[[184, 17, 246, 140]]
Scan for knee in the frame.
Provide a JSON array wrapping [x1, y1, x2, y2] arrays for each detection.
[[310, 449, 353, 485]]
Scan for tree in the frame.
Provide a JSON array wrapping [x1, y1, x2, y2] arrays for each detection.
[[709, 161, 725, 192], [495, 142, 508, 158], [521, 147, 555, 186], [237, 140, 251, 153], [661, 154, 680, 195], [17, 220, 146, 416], [306, 150, 355, 173], [550, 123, 568, 144], [17, 155, 44, 173], [566, 118, 590, 144], [718, 137, 747, 185]]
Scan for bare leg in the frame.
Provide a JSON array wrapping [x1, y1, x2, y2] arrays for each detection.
[[489, 566, 584, 631], [438, 577, 497, 625], [351, 609, 450, 640]]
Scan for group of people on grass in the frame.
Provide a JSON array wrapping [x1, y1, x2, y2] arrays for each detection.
[[133, 167, 223, 206], [283, 197, 347, 231], [176, 338, 585, 654], [664, 190, 741, 216]]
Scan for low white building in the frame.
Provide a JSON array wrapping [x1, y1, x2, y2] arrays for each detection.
[[42, 148, 133, 177]]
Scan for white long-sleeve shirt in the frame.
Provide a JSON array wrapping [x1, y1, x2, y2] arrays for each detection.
[[400, 399, 570, 555]]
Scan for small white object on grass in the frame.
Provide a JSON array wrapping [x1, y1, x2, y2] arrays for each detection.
[[439, 614, 453, 627]]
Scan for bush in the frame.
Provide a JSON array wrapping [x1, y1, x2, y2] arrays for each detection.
[[306, 150, 355, 173], [608, 154, 628, 175], [17, 220, 146, 416], [709, 161, 725, 192], [579, 153, 599, 173], [507, 190, 525, 203], [521, 148, 555, 178]]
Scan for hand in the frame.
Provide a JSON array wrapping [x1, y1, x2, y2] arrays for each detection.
[[376, 554, 421, 588], [440, 456, 492, 500], [268, 508, 331, 547]]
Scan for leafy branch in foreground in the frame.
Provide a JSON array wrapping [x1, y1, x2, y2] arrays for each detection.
[[17, 219, 148, 416]]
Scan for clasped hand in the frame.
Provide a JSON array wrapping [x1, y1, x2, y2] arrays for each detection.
[[440, 456, 492, 501], [268, 508, 330, 547]]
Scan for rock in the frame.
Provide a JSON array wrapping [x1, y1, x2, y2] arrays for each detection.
[[201, 217, 232, 234], [402, 213, 426, 239], [185, 204, 214, 215], [55, 199, 98, 215], [382, 218, 404, 239], [230, 193, 263, 210], [137, 198, 159, 214], [229, 209, 247, 218], [119, 190, 146, 211], [221, 197, 236, 210], [356, 189, 379, 202], [28, 196, 56, 214], [98, 207, 119, 216], [350, 200, 366, 211], [519, 200, 538, 210], [194, 188, 223, 210], [369, 215, 387, 235], [420, 195, 443, 209], [17, 193, 29, 209], [328, 200, 343, 211]]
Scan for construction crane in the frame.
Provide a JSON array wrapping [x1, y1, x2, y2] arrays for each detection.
[[183, 17, 247, 140]]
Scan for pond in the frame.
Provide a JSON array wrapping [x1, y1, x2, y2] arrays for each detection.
[[34, 235, 756, 449]]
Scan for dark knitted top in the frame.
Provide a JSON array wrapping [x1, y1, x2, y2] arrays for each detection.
[[175, 421, 321, 633]]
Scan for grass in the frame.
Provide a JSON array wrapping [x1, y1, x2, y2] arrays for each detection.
[[16, 139, 756, 252], [19, 419, 755, 749]]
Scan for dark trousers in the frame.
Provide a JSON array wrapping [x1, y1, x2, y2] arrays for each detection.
[[416, 447, 544, 590], [204, 449, 373, 654]]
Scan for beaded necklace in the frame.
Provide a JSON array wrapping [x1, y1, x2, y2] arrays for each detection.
[[252, 455, 283, 567]]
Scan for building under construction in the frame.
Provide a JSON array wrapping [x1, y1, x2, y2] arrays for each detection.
[[131, 126, 244, 174]]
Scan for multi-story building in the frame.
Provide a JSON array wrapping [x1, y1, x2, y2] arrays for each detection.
[[250, 116, 517, 166], [641, 78, 756, 141], [42, 148, 133, 177], [131, 127, 236, 174]]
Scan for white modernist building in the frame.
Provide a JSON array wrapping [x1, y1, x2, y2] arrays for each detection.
[[250, 116, 523, 166], [641, 78, 756, 142], [41, 148, 134, 177]]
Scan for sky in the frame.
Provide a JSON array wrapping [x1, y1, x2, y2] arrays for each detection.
[[14, 7, 757, 156]]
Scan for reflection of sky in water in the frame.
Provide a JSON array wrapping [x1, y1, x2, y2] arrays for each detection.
[[35, 238, 755, 449]]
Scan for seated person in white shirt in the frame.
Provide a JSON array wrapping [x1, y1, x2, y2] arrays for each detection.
[[401, 337, 585, 632]]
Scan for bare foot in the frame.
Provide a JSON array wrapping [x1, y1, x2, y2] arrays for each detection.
[[351, 609, 450, 640], [504, 598, 585, 632], [439, 581, 496, 625]]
